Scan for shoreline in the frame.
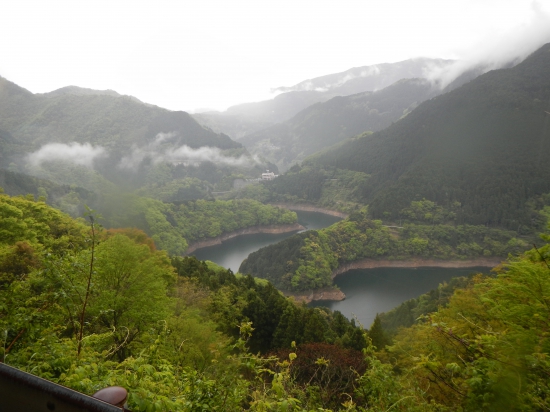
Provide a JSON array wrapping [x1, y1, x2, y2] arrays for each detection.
[[289, 257, 502, 303], [332, 257, 502, 279], [283, 287, 346, 304], [184, 223, 305, 254], [269, 203, 349, 219]]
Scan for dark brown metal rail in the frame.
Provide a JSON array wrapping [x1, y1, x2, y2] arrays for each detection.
[[0, 363, 127, 411]]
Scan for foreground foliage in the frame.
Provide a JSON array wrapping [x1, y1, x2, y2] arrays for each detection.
[[2, 192, 550, 411]]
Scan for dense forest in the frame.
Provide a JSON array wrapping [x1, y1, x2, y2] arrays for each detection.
[[0, 77, 239, 151], [0, 75, 311, 259], [269, 44, 550, 231], [240, 165, 369, 214], [0, 192, 367, 410], [0, 181, 298, 256], [2, 184, 550, 410], [96, 195, 298, 255]]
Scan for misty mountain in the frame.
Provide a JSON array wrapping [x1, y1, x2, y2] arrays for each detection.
[[0, 167, 96, 216], [194, 58, 454, 137], [0, 77, 241, 154], [192, 112, 276, 140], [0, 77, 279, 202], [303, 43, 550, 230], [0, 128, 15, 164], [275, 58, 452, 95], [239, 78, 438, 171], [42, 85, 125, 99]]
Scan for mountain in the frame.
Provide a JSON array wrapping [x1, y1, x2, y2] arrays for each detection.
[[41, 85, 125, 99], [194, 58, 453, 137], [191, 111, 272, 140], [0, 76, 282, 211], [0, 76, 241, 153], [0, 76, 261, 193], [239, 78, 438, 171], [274, 57, 452, 96], [304, 43, 550, 230]]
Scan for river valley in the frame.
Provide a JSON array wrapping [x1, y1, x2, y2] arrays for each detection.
[[191, 210, 342, 271], [191, 210, 497, 328]]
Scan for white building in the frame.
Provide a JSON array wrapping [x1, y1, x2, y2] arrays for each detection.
[[261, 170, 278, 180]]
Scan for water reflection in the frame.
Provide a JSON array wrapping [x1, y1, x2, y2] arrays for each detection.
[[310, 267, 490, 328], [192, 210, 342, 272]]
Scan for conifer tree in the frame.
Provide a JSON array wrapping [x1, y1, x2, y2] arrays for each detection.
[[368, 313, 390, 349]]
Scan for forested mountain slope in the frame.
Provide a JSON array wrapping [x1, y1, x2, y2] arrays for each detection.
[[0, 76, 240, 155], [0, 78, 297, 255], [0, 192, 370, 411], [240, 78, 436, 170], [305, 43, 550, 229]]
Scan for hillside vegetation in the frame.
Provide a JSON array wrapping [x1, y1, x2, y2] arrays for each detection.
[[240, 79, 436, 170], [239, 201, 537, 291], [0, 192, 369, 410], [0, 77, 302, 254], [0, 74, 270, 198], [303, 44, 550, 230], [0, 77, 240, 152], [98, 195, 298, 254], [3, 38, 550, 412], [2, 191, 550, 410]]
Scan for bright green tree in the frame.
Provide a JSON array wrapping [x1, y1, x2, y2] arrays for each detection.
[[86, 234, 175, 360]]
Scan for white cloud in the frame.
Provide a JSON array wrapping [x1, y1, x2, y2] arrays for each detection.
[[118, 132, 255, 169], [26, 142, 106, 168], [2, 0, 549, 111], [425, 2, 550, 88]]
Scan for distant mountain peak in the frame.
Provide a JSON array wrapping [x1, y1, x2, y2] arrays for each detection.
[[42, 86, 145, 104], [272, 58, 454, 94]]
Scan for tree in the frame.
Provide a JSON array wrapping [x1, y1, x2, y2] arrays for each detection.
[[87, 234, 175, 360], [368, 314, 390, 350]]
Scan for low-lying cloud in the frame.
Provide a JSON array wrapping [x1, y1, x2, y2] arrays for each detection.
[[425, 2, 550, 88], [273, 65, 383, 94], [119, 132, 255, 169], [26, 142, 106, 168], [25, 136, 255, 172]]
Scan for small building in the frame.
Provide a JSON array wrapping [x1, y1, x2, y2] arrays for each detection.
[[261, 170, 278, 180]]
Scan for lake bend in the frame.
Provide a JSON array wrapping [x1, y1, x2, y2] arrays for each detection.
[[191, 210, 343, 271], [310, 266, 492, 328], [191, 210, 496, 327]]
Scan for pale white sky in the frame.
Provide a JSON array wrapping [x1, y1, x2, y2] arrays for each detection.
[[2, 0, 549, 112]]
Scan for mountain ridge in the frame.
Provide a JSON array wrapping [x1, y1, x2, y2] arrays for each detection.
[[304, 43, 550, 229], [239, 78, 438, 170], [0, 75, 242, 153], [193, 58, 455, 138]]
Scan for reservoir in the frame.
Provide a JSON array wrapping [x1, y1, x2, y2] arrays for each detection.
[[192, 210, 492, 329], [192, 210, 342, 272], [310, 266, 490, 328]]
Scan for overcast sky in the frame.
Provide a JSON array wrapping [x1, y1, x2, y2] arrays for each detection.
[[2, 0, 549, 112]]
